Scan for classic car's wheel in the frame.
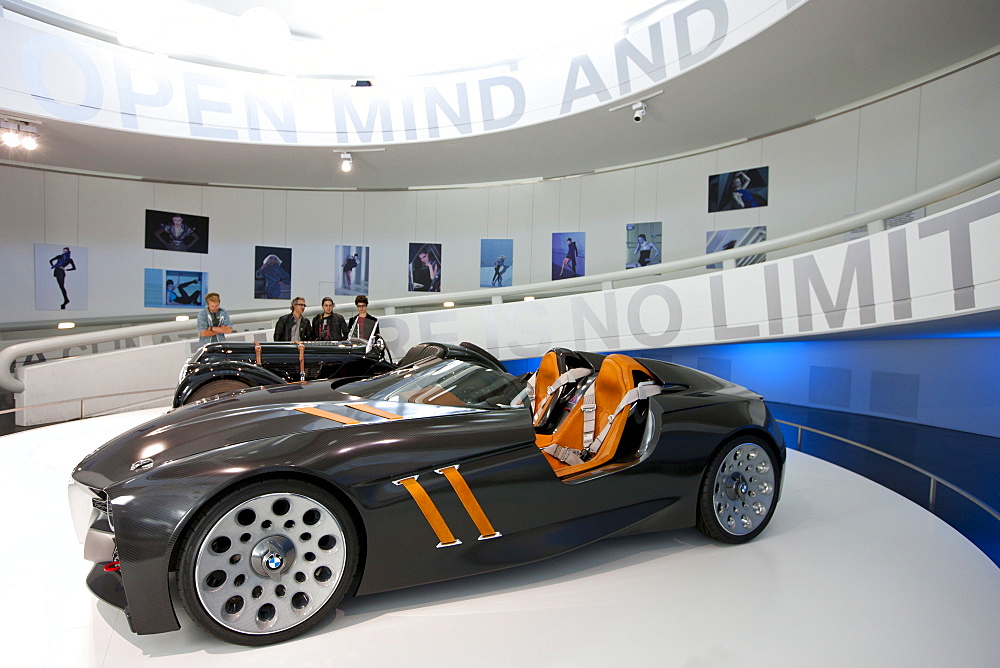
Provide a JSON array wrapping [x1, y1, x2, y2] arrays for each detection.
[[176, 480, 359, 645], [696, 436, 780, 544], [186, 379, 249, 404]]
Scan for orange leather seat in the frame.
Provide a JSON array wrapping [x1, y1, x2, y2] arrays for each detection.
[[537, 354, 657, 478]]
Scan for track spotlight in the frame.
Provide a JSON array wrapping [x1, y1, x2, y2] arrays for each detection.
[[341, 152, 352, 172], [632, 101, 646, 123], [0, 119, 40, 150]]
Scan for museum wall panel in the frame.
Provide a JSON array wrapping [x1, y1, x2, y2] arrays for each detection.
[[1, 55, 998, 325]]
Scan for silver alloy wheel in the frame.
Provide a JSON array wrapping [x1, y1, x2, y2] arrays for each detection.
[[710, 442, 777, 537], [193, 492, 348, 635]]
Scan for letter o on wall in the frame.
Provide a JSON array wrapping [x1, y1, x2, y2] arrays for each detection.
[[628, 285, 683, 346]]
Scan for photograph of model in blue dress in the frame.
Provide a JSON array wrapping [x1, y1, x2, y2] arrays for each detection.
[[49, 247, 76, 309]]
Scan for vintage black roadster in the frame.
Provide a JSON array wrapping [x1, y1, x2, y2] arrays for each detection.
[[70, 343, 785, 645], [172, 339, 395, 407]]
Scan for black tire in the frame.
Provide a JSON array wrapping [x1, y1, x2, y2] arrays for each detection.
[[176, 479, 359, 645], [185, 378, 250, 404], [459, 341, 506, 372], [696, 435, 781, 544]]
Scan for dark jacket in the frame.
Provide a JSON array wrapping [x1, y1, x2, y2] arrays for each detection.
[[274, 313, 315, 341], [346, 314, 378, 340], [312, 312, 349, 341]]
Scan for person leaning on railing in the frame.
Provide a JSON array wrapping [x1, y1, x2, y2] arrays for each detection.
[[197, 292, 233, 344]]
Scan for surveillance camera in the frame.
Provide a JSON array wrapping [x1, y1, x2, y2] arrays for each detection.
[[632, 101, 647, 123]]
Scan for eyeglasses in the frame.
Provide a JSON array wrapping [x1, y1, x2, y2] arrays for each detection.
[[293, 302, 306, 307]]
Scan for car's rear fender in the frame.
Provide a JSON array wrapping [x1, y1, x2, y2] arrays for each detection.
[[173, 362, 285, 406]]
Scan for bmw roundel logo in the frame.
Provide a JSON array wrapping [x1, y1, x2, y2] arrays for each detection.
[[265, 553, 283, 570]]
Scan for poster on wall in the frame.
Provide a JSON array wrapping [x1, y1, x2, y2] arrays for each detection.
[[335, 245, 369, 296], [143, 269, 206, 308], [626, 222, 661, 268], [552, 232, 585, 280], [144, 209, 210, 253], [481, 239, 513, 287], [408, 243, 442, 292], [254, 246, 292, 300], [706, 226, 767, 269], [708, 167, 769, 212], [34, 243, 88, 311]]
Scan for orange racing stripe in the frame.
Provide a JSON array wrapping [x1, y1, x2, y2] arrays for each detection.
[[294, 406, 360, 425], [393, 476, 460, 547], [436, 466, 501, 540], [345, 403, 403, 420]]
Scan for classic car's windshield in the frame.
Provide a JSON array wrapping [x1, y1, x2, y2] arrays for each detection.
[[335, 359, 526, 409]]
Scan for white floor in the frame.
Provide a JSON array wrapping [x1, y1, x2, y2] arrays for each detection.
[[5, 409, 998, 667]]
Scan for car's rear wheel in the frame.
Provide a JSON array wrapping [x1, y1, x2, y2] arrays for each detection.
[[176, 479, 359, 645], [696, 436, 780, 544], [185, 378, 249, 404]]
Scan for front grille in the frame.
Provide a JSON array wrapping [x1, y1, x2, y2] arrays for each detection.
[[92, 497, 110, 514]]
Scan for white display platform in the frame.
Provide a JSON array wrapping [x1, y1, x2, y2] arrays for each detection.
[[7, 410, 998, 667]]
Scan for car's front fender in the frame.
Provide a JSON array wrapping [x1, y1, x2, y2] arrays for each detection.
[[173, 361, 286, 407]]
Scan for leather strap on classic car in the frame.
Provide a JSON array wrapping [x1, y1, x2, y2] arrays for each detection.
[[436, 466, 501, 540], [254, 340, 262, 365], [393, 476, 461, 547], [296, 342, 305, 381]]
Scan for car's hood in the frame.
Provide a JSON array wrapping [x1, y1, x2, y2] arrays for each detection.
[[72, 380, 479, 489]]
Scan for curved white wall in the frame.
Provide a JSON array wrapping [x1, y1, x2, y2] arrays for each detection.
[[1, 54, 998, 326]]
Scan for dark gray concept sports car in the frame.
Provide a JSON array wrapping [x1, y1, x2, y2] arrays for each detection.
[[70, 343, 785, 645]]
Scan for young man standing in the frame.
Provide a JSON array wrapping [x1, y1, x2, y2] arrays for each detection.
[[347, 295, 378, 340], [197, 292, 233, 344], [312, 297, 348, 341]]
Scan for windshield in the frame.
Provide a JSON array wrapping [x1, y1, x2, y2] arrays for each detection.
[[335, 359, 526, 409]]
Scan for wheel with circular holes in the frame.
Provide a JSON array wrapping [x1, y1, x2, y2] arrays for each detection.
[[185, 379, 249, 404], [176, 479, 359, 645], [696, 436, 781, 544]]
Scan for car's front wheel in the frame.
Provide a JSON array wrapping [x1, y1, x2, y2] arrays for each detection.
[[696, 436, 781, 544], [176, 479, 359, 645]]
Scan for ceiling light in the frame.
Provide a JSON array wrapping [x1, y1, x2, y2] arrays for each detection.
[[341, 152, 353, 172], [175, 315, 190, 321], [1, 119, 40, 150], [57, 322, 76, 329], [443, 301, 455, 308]]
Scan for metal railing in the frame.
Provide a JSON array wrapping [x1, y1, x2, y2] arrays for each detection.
[[777, 419, 1000, 523], [2, 158, 999, 395]]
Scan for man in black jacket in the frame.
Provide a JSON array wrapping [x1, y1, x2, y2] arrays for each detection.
[[312, 296, 348, 341], [346, 294, 378, 340], [274, 296, 315, 341]]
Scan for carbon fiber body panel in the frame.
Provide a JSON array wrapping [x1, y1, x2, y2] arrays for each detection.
[[71, 351, 785, 636]]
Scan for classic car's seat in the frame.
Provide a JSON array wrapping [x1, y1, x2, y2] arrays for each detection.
[[536, 354, 661, 478], [529, 348, 594, 434]]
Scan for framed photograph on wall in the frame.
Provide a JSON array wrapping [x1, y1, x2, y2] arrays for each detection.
[[708, 167, 769, 212], [706, 226, 767, 269], [34, 243, 88, 311], [144, 210, 210, 253], [481, 239, 513, 287], [254, 246, 292, 300], [335, 245, 369, 296], [626, 222, 661, 268], [552, 232, 585, 280], [408, 243, 442, 292], [143, 269, 207, 308]]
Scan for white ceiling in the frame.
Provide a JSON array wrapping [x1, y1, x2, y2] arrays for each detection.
[[3, 0, 1000, 189]]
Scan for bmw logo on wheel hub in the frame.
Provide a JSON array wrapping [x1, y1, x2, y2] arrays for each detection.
[[251, 536, 296, 582]]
